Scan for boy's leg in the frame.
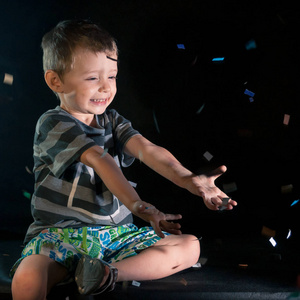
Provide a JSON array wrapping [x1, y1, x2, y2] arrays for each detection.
[[11, 254, 68, 300], [112, 234, 200, 282]]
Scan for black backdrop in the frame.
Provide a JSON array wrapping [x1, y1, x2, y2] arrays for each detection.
[[1, 1, 299, 246]]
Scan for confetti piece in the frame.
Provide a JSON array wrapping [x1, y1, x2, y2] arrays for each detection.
[[244, 89, 255, 97], [25, 166, 33, 175], [245, 39, 257, 50], [261, 225, 276, 237], [177, 44, 185, 50], [219, 197, 230, 211], [269, 237, 277, 247], [286, 229, 291, 239], [3, 254, 10, 256], [152, 110, 160, 133], [129, 181, 137, 188], [203, 151, 213, 161], [249, 97, 254, 103], [101, 148, 108, 158], [281, 184, 293, 194], [212, 57, 225, 62], [3, 73, 13, 85], [199, 257, 208, 265], [291, 199, 299, 207], [138, 150, 143, 162], [145, 206, 154, 210], [191, 55, 198, 66], [222, 182, 237, 193], [180, 277, 188, 286], [283, 114, 290, 125], [132, 280, 141, 287], [22, 190, 31, 200], [238, 263, 248, 269], [196, 103, 205, 114], [192, 262, 201, 268]]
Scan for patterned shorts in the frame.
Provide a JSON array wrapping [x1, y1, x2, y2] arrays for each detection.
[[10, 224, 165, 277]]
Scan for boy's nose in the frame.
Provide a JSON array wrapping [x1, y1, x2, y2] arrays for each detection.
[[98, 80, 110, 93]]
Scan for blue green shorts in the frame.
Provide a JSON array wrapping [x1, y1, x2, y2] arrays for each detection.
[[10, 224, 165, 277]]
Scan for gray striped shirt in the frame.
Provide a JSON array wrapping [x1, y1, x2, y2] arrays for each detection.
[[25, 106, 139, 243]]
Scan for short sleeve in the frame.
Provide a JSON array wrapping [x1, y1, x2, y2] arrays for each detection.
[[108, 109, 140, 167], [34, 112, 96, 178]]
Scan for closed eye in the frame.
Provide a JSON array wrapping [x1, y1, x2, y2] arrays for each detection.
[[86, 77, 98, 81]]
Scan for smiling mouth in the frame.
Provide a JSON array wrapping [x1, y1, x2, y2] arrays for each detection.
[[90, 98, 108, 104]]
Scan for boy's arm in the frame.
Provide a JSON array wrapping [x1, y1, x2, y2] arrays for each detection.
[[79, 145, 182, 237], [124, 135, 237, 210]]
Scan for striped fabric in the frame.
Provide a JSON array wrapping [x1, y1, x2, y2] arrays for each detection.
[[25, 106, 140, 243]]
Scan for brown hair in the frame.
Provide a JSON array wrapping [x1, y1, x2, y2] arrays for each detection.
[[41, 19, 118, 79]]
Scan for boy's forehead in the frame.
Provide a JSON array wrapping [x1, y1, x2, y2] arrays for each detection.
[[71, 48, 118, 69]]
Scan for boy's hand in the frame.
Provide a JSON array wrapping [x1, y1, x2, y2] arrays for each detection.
[[185, 165, 237, 211], [132, 201, 182, 238]]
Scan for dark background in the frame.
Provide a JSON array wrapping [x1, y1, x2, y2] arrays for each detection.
[[0, 0, 299, 252]]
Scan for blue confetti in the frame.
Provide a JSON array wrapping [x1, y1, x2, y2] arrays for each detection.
[[245, 39, 257, 50], [177, 44, 185, 50], [212, 57, 225, 62], [244, 89, 255, 97], [291, 199, 299, 207]]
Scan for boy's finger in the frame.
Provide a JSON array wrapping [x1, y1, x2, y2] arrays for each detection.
[[151, 221, 164, 238], [164, 213, 182, 221]]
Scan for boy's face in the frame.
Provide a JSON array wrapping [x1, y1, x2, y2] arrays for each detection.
[[58, 48, 118, 124]]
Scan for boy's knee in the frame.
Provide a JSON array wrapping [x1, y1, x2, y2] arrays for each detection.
[[183, 234, 201, 265], [12, 266, 47, 300]]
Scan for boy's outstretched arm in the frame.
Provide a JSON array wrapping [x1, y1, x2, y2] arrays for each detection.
[[124, 135, 237, 211], [80, 145, 182, 237]]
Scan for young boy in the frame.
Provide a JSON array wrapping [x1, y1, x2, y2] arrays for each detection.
[[10, 20, 237, 299]]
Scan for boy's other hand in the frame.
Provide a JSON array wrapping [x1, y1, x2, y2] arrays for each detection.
[[185, 165, 237, 211], [133, 202, 182, 238]]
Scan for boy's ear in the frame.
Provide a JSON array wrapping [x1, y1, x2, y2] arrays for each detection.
[[44, 70, 64, 93]]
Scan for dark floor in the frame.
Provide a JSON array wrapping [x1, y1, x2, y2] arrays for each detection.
[[1, 234, 299, 300]]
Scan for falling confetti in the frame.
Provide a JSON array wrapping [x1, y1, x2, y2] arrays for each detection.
[[25, 166, 33, 175], [238, 263, 248, 269], [283, 114, 290, 126], [245, 39, 257, 50], [291, 199, 299, 207], [244, 89, 255, 97], [132, 280, 141, 287], [129, 181, 137, 188], [203, 151, 213, 161], [179, 277, 188, 286], [192, 262, 201, 268], [101, 148, 108, 158], [138, 150, 144, 162], [281, 184, 293, 194], [196, 103, 205, 114], [222, 182, 237, 193], [219, 197, 230, 211], [269, 237, 277, 247], [177, 44, 185, 50], [3, 73, 13, 85], [261, 225, 276, 237], [212, 57, 225, 62], [152, 110, 160, 133], [22, 190, 31, 200]]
